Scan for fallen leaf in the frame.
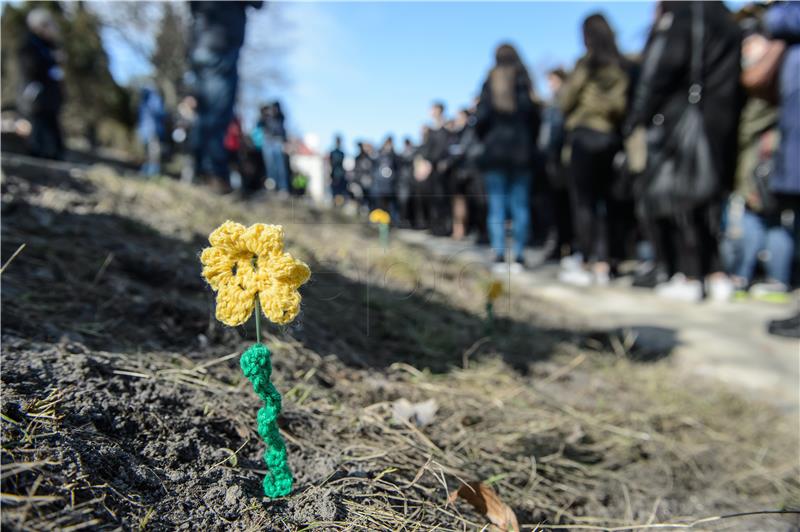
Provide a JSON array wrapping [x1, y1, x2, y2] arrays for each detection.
[[448, 481, 519, 532]]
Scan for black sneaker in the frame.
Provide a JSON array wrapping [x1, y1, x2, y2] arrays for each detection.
[[510, 256, 525, 274], [632, 263, 668, 289], [767, 312, 800, 339]]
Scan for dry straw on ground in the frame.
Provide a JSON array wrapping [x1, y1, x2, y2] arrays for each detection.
[[1, 156, 798, 530]]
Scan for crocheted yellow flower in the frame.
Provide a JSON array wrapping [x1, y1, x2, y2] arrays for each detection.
[[200, 221, 310, 326], [487, 280, 503, 302], [369, 208, 391, 225]]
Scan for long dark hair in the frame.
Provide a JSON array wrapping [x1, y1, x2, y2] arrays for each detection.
[[582, 13, 622, 69], [489, 43, 532, 112]]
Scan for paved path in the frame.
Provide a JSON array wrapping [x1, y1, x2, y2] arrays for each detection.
[[396, 229, 800, 413]]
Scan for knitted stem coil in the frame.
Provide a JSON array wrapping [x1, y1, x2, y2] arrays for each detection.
[[240, 343, 293, 498]]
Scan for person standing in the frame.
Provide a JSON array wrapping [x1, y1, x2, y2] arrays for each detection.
[[540, 68, 573, 260], [329, 135, 347, 204], [263, 101, 289, 195], [372, 136, 398, 217], [720, 8, 790, 299], [396, 138, 416, 227], [187, 0, 262, 194], [627, 1, 742, 302], [475, 43, 540, 273], [420, 102, 454, 236], [137, 85, 166, 177], [558, 14, 629, 286], [763, 1, 800, 337], [447, 109, 482, 241], [353, 142, 375, 209], [18, 8, 64, 161]]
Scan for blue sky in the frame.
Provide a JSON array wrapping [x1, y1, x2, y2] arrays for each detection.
[[276, 1, 656, 151], [101, 1, 739, 153]]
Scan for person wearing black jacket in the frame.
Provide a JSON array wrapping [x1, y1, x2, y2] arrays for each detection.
[[475, 43, 540, 272], [540, 68, 572, 260], [447, 109, 484, 241], [353, 142, 375, 209], [372, 136, 398, 215], [419, 102, 454, 236], [396, 138, 416, 227], [627, 1, 742, 302], [263, 101, 289, 194], [18, 9, 64, 160], [329, 135, 347, 203]]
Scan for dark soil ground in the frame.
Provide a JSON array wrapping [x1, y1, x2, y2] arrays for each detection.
[[1, 152, 798, 531]]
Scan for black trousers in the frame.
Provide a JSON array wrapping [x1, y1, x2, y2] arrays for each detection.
[[428, 172, 451, 236], [649, 202, 721, 280], [568, 127, 618, 262], [30, 113, 64, 160]]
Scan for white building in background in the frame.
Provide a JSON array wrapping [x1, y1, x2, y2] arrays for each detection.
[[288, 133, 326, 204]]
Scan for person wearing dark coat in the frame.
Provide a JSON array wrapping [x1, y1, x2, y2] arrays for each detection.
[[187, 0, 262, 193], [329, 135, 347, 203], [539, 68, 573, 261], [763, 1, 800, 337], [371, 136, 398, 217], [627, 0, 742, 302], [262, 101, 289, 194], [395, 138, 416, 227], [353, 142, 375, 208], [419, 102, 454, 236], [475, 43, 540, 272], [446, 109, 484, 241], [18, 8, 64, 161]]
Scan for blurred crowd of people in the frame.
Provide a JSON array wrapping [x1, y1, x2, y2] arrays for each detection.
[[325, 1, 799, 337], [13, 1, 800, 335]]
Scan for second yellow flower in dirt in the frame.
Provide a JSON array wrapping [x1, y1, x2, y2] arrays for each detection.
[[487, 280, 504, 302], [200, 221, 311, 326], [369, 208, 391, 225]]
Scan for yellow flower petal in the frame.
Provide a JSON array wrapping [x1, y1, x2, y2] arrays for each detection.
[[241, 224, 284, 258], [261, 253, 311, 289], [259, 282, 302, 325], [215, 277, 257, 326], [487, 280, 503, 302], [201, 220, 310, 327], [209, 220, 247, 253], [200, 247, 235, 291], [369, 209, 391, 225]]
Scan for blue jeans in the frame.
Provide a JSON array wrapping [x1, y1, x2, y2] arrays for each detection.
[[724, 208, 794, 285], [190, 47, 240, 181], [484, 170, 531, 260], [263, 139, 289, 192]]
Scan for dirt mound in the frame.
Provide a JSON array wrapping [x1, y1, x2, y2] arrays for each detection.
[[1, 155, 798, 530]]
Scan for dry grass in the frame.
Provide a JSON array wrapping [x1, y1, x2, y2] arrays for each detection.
[[1, 156, 798, 530]]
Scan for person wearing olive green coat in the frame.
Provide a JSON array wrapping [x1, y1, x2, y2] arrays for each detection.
[[557, 13, 629, 287]]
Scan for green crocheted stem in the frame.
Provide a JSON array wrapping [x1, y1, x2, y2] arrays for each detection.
[[240, 343, 293, 498]]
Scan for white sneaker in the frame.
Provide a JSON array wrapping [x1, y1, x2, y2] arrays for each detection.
[[559, 268, 593, 287], [594, 269, 610, 286], [750, 281, 790, 303], [705, 275, 735, 302], [560, 253, 583, 272], [655, 274, 703, 303], [492, 261, 508, 275]]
